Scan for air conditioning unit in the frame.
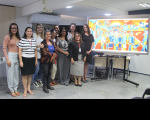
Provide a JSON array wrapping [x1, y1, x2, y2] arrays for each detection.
[[29, 14, 60, 25]]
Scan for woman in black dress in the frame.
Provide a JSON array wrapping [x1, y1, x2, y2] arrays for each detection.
[[82, 24, 94, 83]]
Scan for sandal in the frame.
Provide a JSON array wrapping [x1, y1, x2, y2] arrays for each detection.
[[27, 91, 34, 95], [81, 79, 86, 83], [15, 91, 20, 96], [11, 92, 17, 97], [23, 93, 27, 97], [85, 77, 89, 82]]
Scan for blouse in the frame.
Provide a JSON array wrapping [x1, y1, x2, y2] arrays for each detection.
[[57, 38, 69, 51], [33, 33, 43, 59], [3, 35, 19, 60], [19, 38, 36, 58]]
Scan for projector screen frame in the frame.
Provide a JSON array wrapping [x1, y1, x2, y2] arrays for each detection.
[[88, 15, 150, 55]]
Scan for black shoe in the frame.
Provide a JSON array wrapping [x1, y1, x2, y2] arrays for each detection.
[[43, 86, 49, 93], [47, 85, 55, 90], [75, 84, 79, 86], [79, 84, 82, 87]]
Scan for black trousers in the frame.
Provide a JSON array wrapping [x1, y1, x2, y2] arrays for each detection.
[[42, 63, 53, 86]]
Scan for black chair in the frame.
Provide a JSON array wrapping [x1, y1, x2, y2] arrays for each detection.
[[132, 88, 150, 99], [142, 88, 150, 99]]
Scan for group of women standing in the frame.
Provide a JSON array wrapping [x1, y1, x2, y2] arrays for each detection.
[[3, 22, 94, 97]]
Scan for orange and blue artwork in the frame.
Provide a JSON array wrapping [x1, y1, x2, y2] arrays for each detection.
[[89, 19, 149, 53]]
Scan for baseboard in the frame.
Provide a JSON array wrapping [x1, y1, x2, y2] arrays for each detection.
[[130, 71, 150, 76], [114, 68, 150, 76]]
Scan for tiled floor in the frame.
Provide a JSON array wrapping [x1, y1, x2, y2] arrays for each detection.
[[0, 72, 150, 99]]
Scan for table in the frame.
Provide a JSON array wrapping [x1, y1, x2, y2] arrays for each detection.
[[93, 55, 131, 79], [92, 55, 139, 87]]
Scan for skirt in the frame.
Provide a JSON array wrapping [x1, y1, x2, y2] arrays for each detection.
[[86, 52, 92, 64], [21, 57, 35, 76], [70, 54, 84, 76]]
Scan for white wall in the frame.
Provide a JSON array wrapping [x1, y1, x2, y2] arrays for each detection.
[[60, 15, 87, 25], [15, 7, 32, 37], [130, 42, 150, 75]]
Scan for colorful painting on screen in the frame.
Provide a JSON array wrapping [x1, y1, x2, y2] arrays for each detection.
[[89, 19, 149, 53]]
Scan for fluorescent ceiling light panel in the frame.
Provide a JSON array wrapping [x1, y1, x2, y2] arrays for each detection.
[[139, 4, 147, 7], [104, 14, 112, 16], [66, 6, 73, 8], [144, 3, 150, 7], [139, 2, 150, 7]]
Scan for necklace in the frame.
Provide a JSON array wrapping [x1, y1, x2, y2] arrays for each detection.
[[13, 36, 19, 46]]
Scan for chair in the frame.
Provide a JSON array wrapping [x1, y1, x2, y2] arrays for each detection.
[[142, 88, 150, 99], [146, 97, 150, 99], [132, 88, 150, 99]]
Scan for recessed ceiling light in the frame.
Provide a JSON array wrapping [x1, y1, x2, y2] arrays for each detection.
[[104, 14, 112, 16], [66, 6, 73, 8]]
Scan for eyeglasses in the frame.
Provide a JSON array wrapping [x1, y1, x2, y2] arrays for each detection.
[[11, 28, 17, 30], [37, 27, 43, 29], [52, 33, 57, 35]]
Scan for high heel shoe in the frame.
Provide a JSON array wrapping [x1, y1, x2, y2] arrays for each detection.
[[79, 84, 82, 87], [75, 84, 79, 86]]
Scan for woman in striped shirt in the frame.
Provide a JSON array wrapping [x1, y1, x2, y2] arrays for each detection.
[[18, 27, 38, 97]]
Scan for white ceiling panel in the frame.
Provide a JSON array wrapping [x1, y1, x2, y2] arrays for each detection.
[[53, 5, 119, 18], [0, 0, 40, 7], [95, 0, 150, 11]]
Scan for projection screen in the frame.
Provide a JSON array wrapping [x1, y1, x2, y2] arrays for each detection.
[[89, 15, 150, 55]]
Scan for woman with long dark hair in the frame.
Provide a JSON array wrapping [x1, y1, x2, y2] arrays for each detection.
[[18, 27, 38, 97], [3, 23, 21, 97], [54, 25, 60, 39], [67, 23, 77, 42], [57, 27, 70, 86], [82, 24, 94, 83], [67, 23, 77, 83]]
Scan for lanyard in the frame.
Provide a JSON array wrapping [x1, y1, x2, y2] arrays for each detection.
[[78, 42, 81, 48], [28, 39, 32, 47]]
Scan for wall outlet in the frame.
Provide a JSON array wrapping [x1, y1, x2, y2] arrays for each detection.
[[0, 57, 6, 64]]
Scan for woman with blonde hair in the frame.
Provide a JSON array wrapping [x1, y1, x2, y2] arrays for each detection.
[[32, 24, 44, 87], [69, 32, 87, 87]]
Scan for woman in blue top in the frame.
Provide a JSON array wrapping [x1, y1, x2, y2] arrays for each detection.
[[41, 30, 58, 93]]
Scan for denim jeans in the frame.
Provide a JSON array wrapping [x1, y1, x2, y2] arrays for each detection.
[[33, 59, 43, 82]]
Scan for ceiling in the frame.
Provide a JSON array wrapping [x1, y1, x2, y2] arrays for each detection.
[[0, 0, 149, 17], [53, 4, 119, 18], [95, 0, 150, 11], [0, 0, 40, 7]]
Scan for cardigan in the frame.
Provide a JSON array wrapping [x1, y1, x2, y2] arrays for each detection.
[[68, 42, 87, 61], [41, 39, 58, 64]]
